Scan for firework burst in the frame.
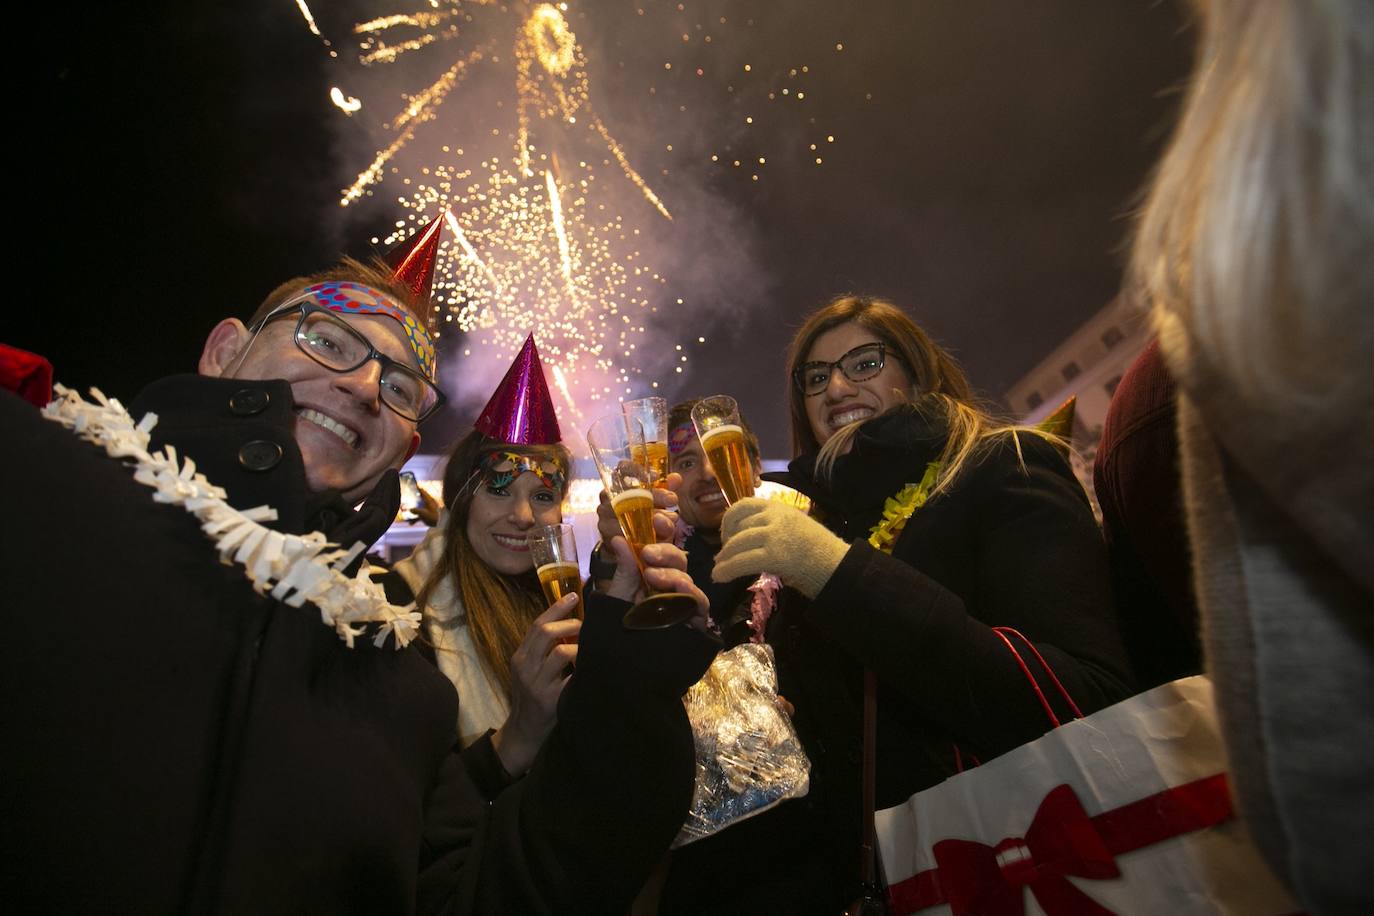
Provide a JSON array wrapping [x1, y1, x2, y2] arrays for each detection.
[[291, 0, 850, 424]]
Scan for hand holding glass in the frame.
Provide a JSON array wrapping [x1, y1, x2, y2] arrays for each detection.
[[622, 396, 670, 490], [528, 523, 584, 616], [586, 414, 698, 629], [690, 395, 756, 504]]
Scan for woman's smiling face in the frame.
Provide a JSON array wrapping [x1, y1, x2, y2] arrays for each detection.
[[802, 321, 914, 445], [465, 468, 564, 576]]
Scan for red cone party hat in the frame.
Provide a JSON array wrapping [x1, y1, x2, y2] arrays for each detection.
[[384, 211, 448, 301], [474, 335, 562, 445]]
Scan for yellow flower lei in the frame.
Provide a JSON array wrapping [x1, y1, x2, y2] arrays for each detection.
[[867, 461, 943, 555]]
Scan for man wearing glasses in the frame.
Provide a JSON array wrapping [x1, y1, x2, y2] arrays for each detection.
[[200, 270, 446, 507], [2, 257, 716, 913]]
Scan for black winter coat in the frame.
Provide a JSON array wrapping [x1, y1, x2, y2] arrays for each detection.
[[663, 406, 1134, 913], [773, 407, 1134, 906], [0, 376, 714, 915]]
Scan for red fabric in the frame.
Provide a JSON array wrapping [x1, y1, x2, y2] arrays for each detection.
[[887, 774, 1234, 915], [0, 343, 53, 407], [1093, 339, 1201, 687]]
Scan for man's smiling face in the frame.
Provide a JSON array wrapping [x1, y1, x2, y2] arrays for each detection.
[[210, 299, 421, 502], [669, 431, 729, 531]]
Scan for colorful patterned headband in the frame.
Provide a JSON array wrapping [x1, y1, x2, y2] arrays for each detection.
[[668, 421, 698, 455], [301, 281, 437, 380], [477, 450, 568, 494]]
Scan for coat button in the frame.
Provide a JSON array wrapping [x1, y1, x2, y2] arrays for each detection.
[[228, 387, 270, 416], [238, 440, 283, 471]]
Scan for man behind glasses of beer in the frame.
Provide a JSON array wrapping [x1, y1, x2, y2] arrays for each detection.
[[590, 398, 764, 639], [0, 249, 717, 914]]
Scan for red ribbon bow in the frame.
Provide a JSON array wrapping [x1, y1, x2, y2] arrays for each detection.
[[933, 785, 1118, 916], [886, 774, 1233, 916]]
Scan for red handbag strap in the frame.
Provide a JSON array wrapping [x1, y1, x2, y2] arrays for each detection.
[[992, 626, 1084, 727]]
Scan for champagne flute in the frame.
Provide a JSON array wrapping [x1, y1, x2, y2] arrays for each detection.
[[690, 395, 756, 504], [622, 396, 670, 489], [529, 523, 583, 608], [587, 414, 699, 629], [528, 523, 583, 644]]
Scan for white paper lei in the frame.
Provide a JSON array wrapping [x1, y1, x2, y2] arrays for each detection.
[[42, 384, 422, 649]]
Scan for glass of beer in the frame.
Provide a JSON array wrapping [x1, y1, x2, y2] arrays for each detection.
[[622, 396, 670, 489], [586, 414, 698, 629], [690, 395, 755, 504], [528, 523, 584, 619]]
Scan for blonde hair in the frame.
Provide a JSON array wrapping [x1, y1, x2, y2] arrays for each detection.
[[416, 430, 572, 697], [1130, 0, 1374, 422], [785, 295, 1062, 501]]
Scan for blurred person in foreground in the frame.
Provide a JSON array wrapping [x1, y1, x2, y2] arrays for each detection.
[[0, 235, 716, 913], [1129, 1, 1374, 910]]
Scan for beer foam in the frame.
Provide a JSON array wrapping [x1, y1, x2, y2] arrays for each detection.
[[536, 561, 580, 576], [611, 487, 653, 507], [699, 423, 743, 446]]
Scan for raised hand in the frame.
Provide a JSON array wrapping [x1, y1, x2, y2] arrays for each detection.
[[604, 536, 712, 635], [491, 593, 581, 776], [712, 497, 850, 599]]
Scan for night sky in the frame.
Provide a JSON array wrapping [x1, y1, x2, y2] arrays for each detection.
[[17, 1, 1193, 457]]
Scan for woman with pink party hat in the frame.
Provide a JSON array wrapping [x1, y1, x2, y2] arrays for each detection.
[[382, 335, 708, 797]]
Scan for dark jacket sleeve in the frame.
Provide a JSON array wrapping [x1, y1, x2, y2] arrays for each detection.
[[807, 435, 1134, 755], [457, 731, 514, 802], [415, 592, 718, 915]]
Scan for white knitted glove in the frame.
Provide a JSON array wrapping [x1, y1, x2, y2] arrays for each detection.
[[712, 497, 851, 599]]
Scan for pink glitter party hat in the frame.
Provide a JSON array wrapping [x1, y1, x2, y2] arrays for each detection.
[[384, 211, 447, 301], [474, 334, 563, 444]]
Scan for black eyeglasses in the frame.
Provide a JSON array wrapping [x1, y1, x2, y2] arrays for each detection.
[[254, 301, 447, 422], [793, 342, 893, 397]]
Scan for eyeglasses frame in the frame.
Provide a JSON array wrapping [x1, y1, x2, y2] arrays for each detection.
[[251, 298, 447, 423], [793, 341, 896, 397]]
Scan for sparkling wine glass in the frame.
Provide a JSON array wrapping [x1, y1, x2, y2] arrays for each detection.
[[587, 414, 698, 629]]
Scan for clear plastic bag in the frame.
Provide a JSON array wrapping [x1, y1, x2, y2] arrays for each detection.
[[672, 642, 811, 847]]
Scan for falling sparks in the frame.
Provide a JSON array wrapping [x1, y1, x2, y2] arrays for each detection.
[[591, 118, 672, 220], [355, 11, 456, 33], [442, 210, 501, 293], [292, 1, 851, 421], [512, 5, 670, 217], [315, 1, 692, 421], [344, 2, 666, 220], [381, 155, 667, 418], [544, 168, 577, 302], [341, 45, 487, 206], [294, 0, 321, 37], [330, 87, 361, 114], [359, 32, 441, 66], [549, 364, 585, 428]]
